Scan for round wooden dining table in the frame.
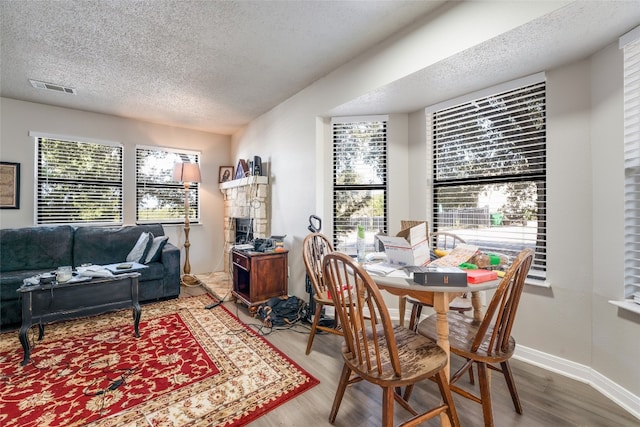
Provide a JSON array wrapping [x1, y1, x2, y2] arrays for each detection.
[[371, 271, 500, 427]]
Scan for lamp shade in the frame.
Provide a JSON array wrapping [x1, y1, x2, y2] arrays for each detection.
[[173, 162, 201, 183]]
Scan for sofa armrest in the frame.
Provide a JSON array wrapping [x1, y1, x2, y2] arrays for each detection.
[[161, 242, 181, 296]]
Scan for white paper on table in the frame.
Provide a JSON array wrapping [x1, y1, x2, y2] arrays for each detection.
[[76, 265, 114, 278], [364, 263, 399, 276]]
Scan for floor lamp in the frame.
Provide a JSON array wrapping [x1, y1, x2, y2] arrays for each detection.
[[173, 162, 201, 287]]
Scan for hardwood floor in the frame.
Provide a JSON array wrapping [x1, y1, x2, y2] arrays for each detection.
[[183, 286, 639, 426]]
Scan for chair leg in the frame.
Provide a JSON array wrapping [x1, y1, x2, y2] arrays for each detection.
[[382, 386, 395, 427], [468, 361, 475, 385], [477, 362, 494, 427], [408, 303, 423, 332], [501, 361, 523, 414], [434, 369, 461, 427], [305, 303, 323, 355], [329, 363, 351, 423]]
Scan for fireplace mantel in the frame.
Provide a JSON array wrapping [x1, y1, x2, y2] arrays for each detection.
[[219, 175, 269, 272], [219, 175, 268, 190]]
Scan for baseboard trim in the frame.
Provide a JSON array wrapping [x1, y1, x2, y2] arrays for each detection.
[[514, 345, 640, 421]]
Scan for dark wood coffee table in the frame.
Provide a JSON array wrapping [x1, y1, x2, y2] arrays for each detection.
[[17, 272, 142, 365]]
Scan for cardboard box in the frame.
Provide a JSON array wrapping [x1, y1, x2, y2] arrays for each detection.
[[377, 222, 429, 267], [413, 266, 468, 286]]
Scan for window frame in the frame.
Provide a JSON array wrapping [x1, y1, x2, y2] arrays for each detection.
[[621, 26, 640, 300], [32, 132, 124, 226], [331, 116, 388, 254], [426, 75, 547, 282], [135, 145, 201, 225]]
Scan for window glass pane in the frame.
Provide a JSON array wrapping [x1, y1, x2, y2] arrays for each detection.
[[434, 181, 546, 278], [333, 121, 387, 185], [333, 189, 386, 253], [136, 147, 200, 223], [37, 137, 123, 225]]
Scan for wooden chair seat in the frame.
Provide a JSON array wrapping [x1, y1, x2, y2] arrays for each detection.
[[343, 323, 448, 385], [417, 311, 516, 363]]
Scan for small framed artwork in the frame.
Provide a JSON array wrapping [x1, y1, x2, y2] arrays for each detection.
[[219, 166, 234, 183], [0, 161, 20, 209], [234, 159, 249, 180]]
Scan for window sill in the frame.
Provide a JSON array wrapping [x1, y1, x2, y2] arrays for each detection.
[[609, 299, 640, 315], [525, 278, 551, 288]]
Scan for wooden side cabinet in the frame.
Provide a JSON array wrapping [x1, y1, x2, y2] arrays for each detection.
[[232, 249, 288, 312]]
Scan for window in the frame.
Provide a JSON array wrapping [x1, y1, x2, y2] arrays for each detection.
[[136, 146, 200, 224], [428, 79, 547, 280], [622, 27, 640, 299], [35, 134, 123, 225], [332, 116, 387, 254]]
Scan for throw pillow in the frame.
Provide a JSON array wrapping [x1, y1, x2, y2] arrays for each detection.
[[144, 235, 169, 264], [126, 232, 153, 263]]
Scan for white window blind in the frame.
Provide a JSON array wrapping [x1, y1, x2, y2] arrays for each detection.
[[332, 117, 387, 253], [622, 28, 640, 298], [36, 136, 123, 225], [431, 81, 547, 279], [135, 146, 200, 224]]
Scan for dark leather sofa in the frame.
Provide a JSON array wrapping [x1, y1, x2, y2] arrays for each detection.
[[0, 224, 180, 329]]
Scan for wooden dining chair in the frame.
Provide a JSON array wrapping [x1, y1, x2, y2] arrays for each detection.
[[407, 231, 472, 331], [416, 248, 534, 427], [302, 232, 340, 355], [323, 251, 460, 427]]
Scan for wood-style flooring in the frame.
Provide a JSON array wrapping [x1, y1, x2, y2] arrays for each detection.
[[182, 286, 639, 427]]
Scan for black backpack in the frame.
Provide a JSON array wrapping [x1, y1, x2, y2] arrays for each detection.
[[257, 296, 308, 327]]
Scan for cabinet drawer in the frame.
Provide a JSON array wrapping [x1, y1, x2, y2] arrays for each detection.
[[232, 251, 250, 270]]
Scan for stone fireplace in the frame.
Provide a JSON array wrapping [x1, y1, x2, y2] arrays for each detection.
[[219, 176, 269, 273]]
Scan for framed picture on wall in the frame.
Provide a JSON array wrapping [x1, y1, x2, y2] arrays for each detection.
[[219, 166, 234, 183], [0, 161, 20, 209]]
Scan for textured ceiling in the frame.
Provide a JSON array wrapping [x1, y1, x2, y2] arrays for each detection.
[[330, 0, 640, 116], [0, 0, 444, 134], [1, 1, 639, 135]]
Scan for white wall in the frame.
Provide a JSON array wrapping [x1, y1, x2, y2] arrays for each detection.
[[232, 10, 640, 420], [0, 98, 231, 275]]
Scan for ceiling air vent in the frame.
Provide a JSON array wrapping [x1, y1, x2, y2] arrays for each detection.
[[29, 79, 76, 95]]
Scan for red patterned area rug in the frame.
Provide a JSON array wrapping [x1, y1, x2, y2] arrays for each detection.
[[0, 294, 318, 426]]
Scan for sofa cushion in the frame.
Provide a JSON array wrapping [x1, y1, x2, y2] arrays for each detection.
[[73, 224, 165, 267], [0, 226, 74, 272], [0, 268, 54, 302], [126, 232, 153, 263], [144, 235, 169, 264]]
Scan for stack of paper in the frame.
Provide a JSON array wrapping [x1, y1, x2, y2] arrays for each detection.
[[364, 263, 399, 276]]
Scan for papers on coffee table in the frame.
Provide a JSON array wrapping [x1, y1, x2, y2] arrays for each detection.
[[104, 262, 148, 274], [76, 265, 114, 278]]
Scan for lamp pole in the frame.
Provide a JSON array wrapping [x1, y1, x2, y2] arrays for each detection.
[[183, 181, 193, 277], [173, 162, 201, 287]]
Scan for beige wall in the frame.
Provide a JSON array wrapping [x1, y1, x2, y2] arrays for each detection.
[[0, 98, 231, 275]]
